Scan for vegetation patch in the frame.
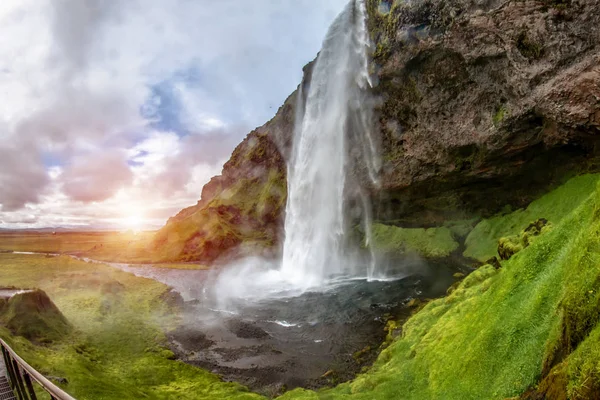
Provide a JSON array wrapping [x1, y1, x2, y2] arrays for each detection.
[[370, 223, 459, 258], [464, 174, 600, 261], [280, 175, 600, 399], [493, 105, 507, 126], [516, 30, 543, 60], [0, 254, 263, 400]]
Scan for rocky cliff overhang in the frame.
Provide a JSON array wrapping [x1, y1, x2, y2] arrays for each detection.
[[365, 0, 600, 224]]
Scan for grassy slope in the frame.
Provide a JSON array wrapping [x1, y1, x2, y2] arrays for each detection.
[[280, 174, 600, 399], [463, 174, 599, 261], [4, 175, 600, 399], [0, 254, 263, 400]]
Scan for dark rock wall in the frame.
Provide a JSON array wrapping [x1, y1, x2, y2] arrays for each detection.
[[366, 0, 600, 223]]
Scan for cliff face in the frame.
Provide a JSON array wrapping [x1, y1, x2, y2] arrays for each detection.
[[153, 0, 600, 263], [366, 0, 600, 225], [151, 92, 296, 263]]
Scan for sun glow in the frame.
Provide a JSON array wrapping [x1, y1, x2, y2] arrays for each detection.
[[122, 214, 144, 231], [119, 203, 148, 232]]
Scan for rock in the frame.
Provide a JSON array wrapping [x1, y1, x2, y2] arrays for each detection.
[[150, 0, 600, 263], [498, 218, 552, 260], [0, 289, 71, 343], [226, 320, 269, 339], [364, 0, 600, 225]]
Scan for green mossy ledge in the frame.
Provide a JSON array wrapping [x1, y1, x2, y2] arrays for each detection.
[[370, 223, 459, 258], [279, 173, 600, 399]]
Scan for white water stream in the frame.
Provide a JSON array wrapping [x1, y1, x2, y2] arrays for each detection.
[[280, 0, 378, 288]]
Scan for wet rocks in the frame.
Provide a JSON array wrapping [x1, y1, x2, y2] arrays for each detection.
[[226, 320, 269, 339], [168, 326, 214, 352]]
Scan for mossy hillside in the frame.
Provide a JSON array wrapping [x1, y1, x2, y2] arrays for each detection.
[[280, 176, 600, 400], [0, 254, 263, 400], [0, 289, 71, 344], [152, 169, 286, 263], [370, 223, 459, 258], [464, 174, 600, 261]]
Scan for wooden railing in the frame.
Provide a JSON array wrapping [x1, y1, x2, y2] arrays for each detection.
[[0, 339, 75, 400]]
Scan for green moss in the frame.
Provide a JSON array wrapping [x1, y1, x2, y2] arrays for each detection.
[[370, 223, 459, 258], [443, 218, 478, 239], [373, 41, 391, 62], [493, 105, 507, 126], [365, 0, 400, 63], [464, 174, 600, 261], [497, 235, 524, 260], [281, 176, 600, 400]]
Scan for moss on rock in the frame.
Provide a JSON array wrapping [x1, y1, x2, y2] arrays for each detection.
[[0, 289, 71, 343], [370, 223, 459, 258]]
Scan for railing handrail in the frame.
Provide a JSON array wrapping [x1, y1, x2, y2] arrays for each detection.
[[0, 338, 76, 400]]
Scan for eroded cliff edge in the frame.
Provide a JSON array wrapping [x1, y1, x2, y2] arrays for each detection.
[[151, 0, 600, 263]]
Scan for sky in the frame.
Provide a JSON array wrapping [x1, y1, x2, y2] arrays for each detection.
[[0, 0, 348, 230]]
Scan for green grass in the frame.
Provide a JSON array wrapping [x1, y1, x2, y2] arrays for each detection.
[[463, 174, 600, 261], [0, 231, 209, 269], [370, 223, 459, 258], [279, 174, 600, 399], [5, 175, 600, 399], [0, 254, 263, 400]]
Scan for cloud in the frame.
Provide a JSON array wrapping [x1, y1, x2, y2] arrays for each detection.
[[49, 0, 119, 73], [61, 151, 134, 203], [130, 129, 241, 199], [0, 0, 349, 227], [0, 139, 49, 211]]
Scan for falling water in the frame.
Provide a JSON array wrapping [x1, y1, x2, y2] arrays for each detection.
[[281, 0, 379, 287]]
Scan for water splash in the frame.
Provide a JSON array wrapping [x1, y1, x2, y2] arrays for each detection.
[[281, 0, 378, 288]]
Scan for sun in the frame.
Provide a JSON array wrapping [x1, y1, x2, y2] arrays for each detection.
[[121, 214, 144, 231]]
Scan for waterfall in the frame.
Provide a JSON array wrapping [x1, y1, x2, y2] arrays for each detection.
[[280, 0, 378, 287]]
